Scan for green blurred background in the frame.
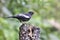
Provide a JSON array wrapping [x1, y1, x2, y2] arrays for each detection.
[[0, 0, 60, 40]]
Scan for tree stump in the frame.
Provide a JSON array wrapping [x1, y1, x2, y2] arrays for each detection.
[[19, 23, 40, 40]]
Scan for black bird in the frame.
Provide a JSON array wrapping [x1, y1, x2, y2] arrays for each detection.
[[7, 11, 34, 22]]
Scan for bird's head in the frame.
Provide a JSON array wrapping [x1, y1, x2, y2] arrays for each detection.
[[28, 11, 34, 15]]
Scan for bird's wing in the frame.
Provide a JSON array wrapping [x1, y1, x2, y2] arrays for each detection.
[[17, 14, 30, 18]]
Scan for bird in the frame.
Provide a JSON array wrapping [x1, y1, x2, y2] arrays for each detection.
[[7, 11, 34, 22]]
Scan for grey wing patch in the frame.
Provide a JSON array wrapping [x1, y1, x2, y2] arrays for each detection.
[[18, 14, 30, 18]]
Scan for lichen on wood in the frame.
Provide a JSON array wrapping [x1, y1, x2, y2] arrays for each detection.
[[19, 23, 40, 40]]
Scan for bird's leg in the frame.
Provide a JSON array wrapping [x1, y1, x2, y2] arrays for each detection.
[[20, 20, 25, 24], [21, 22, 27, 24], [20, 20, 28, 24]]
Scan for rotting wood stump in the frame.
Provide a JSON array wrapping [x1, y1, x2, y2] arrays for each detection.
[[19, 23, 40, 40]]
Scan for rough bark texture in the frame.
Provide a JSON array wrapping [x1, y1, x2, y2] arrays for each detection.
[[19, 23, 40, 40]]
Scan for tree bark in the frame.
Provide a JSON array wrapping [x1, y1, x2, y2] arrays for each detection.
[[19, 23, 40, 40]]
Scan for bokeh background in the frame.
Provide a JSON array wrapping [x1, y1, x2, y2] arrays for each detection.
[[0, 0, 60, 40]]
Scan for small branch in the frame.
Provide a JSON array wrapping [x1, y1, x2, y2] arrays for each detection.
[[47, 19, 60, 31]]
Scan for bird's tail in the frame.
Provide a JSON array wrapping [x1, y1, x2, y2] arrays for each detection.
[[6, 16, 17, 18]]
